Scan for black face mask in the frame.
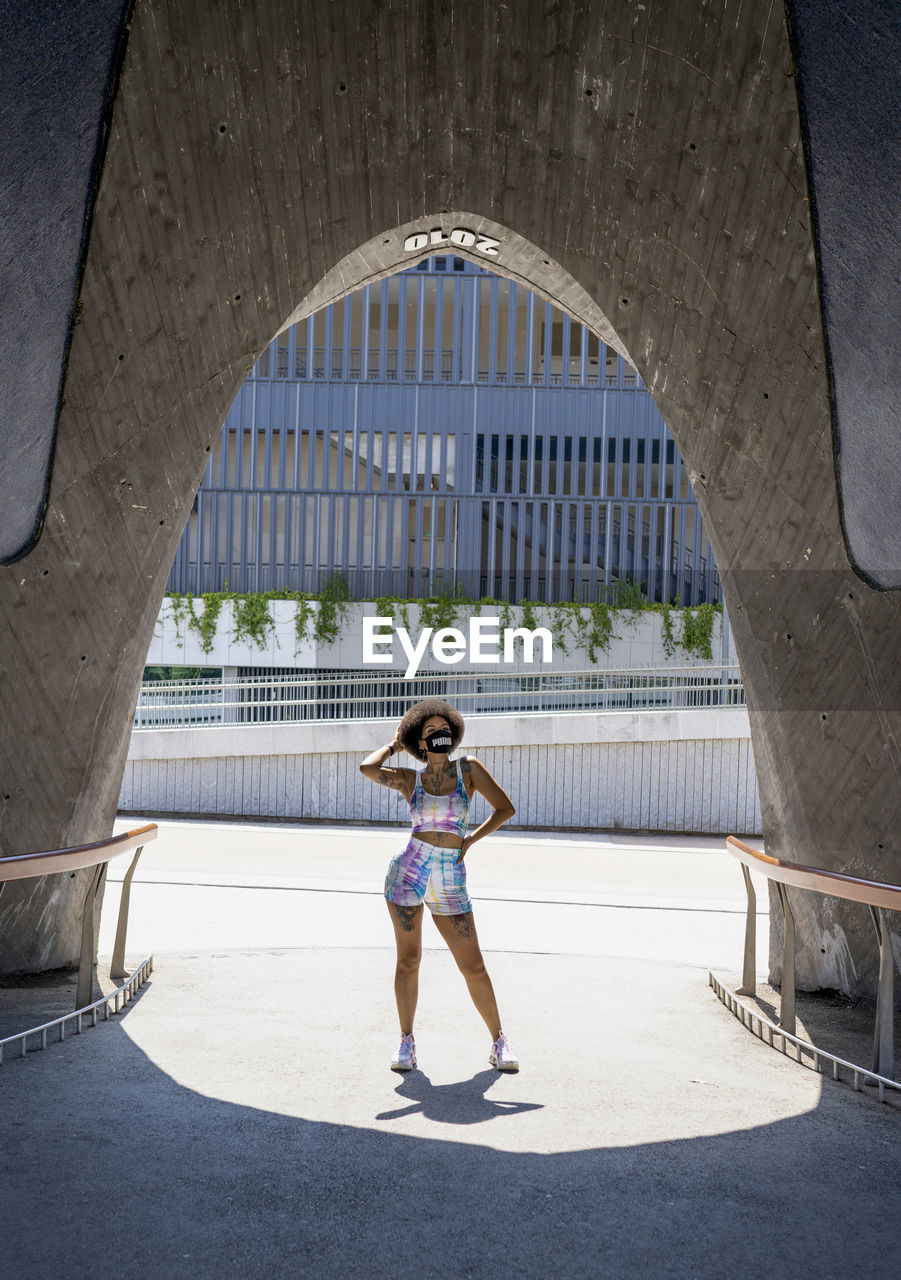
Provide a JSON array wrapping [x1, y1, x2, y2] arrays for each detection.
[[424, 729, 453, 754]]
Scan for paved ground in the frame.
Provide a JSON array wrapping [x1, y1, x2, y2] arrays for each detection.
[[2, 820, 900, 1279], [98, 819, 770, 968]]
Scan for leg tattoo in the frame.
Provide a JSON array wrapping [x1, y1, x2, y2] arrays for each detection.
[[450, 911, 474, 937], [394, 904, 420, 932]]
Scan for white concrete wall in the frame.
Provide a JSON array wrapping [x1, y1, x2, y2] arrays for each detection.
[[145, 599, 732, 673], [122, 708, 761, 835]]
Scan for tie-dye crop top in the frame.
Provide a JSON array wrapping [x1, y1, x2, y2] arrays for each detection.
[[409, 758, 471, 838]]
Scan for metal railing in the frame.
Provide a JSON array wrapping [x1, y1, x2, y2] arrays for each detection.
[[134, 665, 745, 729], [711, 835, 901, 1100], [0, 824, 158, 1009], [0, 958, 153, 1066]]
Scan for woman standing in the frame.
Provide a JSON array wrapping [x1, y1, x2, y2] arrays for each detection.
[[360, 699, 519, 1073]]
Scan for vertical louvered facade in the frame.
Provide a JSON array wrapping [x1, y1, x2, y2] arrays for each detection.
[[168, 256, 718, 604]]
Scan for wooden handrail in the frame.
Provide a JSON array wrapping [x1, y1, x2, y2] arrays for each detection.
[[724, 834, 899, 1083], [726, 835, 901, 911], [0, 823, 158, 1009], [0, 823, 157, 882]]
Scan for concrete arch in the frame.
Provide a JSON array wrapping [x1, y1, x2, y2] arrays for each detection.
[[279, 215, 632, 366], [1, 0, 899, 995]]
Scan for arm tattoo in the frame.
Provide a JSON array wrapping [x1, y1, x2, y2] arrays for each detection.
[[377, 768, 406, 792], [460, 752, 476, 793]]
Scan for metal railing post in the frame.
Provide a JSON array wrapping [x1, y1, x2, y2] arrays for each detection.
[[737, 863, 757, 995], [776, 882, 796, 1035], [76, 862, 108, 1009], [869, 905, 895, 1081], [110, 846, 145, 979]]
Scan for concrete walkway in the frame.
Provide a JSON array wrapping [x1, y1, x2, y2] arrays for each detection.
[[2, 821, 900, 1278]]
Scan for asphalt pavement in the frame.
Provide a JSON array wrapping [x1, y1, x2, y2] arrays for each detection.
[[1, 819, 899, 1279]]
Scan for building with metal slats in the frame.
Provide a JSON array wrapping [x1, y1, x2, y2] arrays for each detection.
[[168, 256, 718, 605]]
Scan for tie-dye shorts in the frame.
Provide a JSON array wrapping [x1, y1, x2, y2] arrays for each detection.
[[384, 835, 472, 916]]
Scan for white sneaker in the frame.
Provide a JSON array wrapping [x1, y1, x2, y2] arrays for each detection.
[[489, 1031, 519, 1072], [390, 1032, 417, 1072]]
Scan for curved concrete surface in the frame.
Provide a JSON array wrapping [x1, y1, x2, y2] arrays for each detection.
[[0, 1, 899, 994], [0, 0, 132, 562], [786, 0, 901, 588]]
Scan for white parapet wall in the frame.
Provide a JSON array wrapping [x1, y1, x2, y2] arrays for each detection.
[[145, 598, 733, 674], [122, 707, 761, 835]]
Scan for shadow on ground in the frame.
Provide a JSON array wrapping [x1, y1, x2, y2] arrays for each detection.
[[376, 1068, 544, 1124], [2, 948, 900, 1279]]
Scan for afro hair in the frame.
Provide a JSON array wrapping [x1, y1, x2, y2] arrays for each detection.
[[397, 699, 465, 762]]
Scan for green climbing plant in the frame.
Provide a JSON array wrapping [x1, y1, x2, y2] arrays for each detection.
[[654, 596, 721, 662], [418, 590, 466, 634], [373, 595, 412, 633], [295, 594, 316, 650], [519, 599, 540, 634], [166, 592, 191, 647], [660, 600, 677, 659], [577, 600, 616, 663], [313, 574, 352, 645], [679, 600, 719, 661], [186, 591, 229, 655], [232, 592, 277, 651], [268, 587, 319, 652], [614, 578, 646, 611], [546, 600, 574, 655], [158, 581, 720, 664]]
